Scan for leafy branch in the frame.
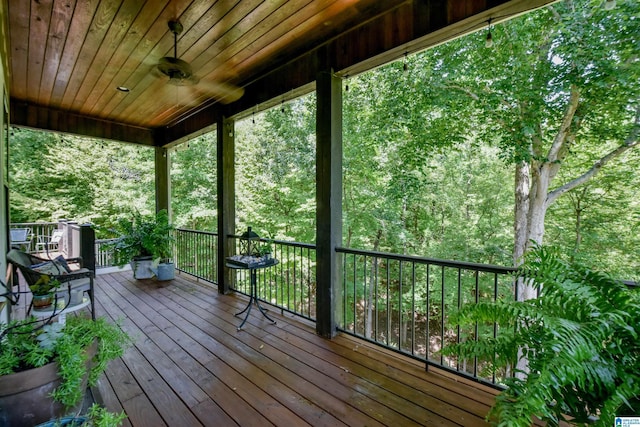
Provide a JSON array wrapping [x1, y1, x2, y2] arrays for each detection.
[[445, 244, 640, 426]]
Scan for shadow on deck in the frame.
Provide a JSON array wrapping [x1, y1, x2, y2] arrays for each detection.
[[91, 270, 499, 427]]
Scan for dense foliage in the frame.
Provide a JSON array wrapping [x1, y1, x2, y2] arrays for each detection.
[[445, 246, 640, 426], [8, 128, 155, 233]]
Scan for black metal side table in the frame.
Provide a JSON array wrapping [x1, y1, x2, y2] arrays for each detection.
[[226, 257, 278, 330]]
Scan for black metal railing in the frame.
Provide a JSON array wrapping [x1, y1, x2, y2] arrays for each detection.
[[230, 236, 317, 321], [172, 230, 317, 320], [114, 227, 639, 387], [175, 229, 218, 282], [336, 247, 517, 387]]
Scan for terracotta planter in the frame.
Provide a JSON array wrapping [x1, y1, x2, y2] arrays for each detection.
[[0, 340, 97, 427], [32, 294, 53, 310]]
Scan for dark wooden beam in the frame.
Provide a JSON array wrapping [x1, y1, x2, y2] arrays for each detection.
[[163, 0, 555, 144], [315, 71, 342, 338], [155, 147, 169, 213], [9, 100, 155, 145], [216, 116, 235, 294]]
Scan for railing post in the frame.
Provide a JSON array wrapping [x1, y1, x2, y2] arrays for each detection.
[[316, 70, 343, 338], [79, 224, 96, 273], [64, 221, 77, 257]]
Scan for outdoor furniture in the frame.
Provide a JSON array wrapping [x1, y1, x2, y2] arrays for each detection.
[[227, 256, 278, 330], [6, 249, 95, 321], [10, 228, 32, 252], [35, 229, 64, 253]]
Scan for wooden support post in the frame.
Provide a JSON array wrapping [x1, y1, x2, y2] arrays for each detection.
[[154, 147, 170, 213], [316, 71, 342, 338], [217, 117, 236, 294], [79, 224, 96, 274]]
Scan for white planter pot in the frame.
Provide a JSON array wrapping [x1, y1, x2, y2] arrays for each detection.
[[131, 257, 154, 279]]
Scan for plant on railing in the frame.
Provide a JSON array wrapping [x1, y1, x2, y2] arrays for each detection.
[[444, 245, 640, 427]]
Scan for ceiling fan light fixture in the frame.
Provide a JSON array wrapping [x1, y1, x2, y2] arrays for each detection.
[[154, 19, 244, 103], [158, 56, 194, 85]]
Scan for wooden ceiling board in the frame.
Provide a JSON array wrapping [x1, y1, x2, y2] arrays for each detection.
[[49, 0, 101, 108], [149, 0, 304, 123], [27, 0, 53, 104], [163, 0, 379, 126], [6, 0, 558, 145], [69, 0, 145, 111], [116, 0, 255, 125], [83, 0, 172, 115], [38, 0, 75, 106], [228, 0, 345, 79], [99, 0, 226, 123], [58, 0, 123, 109], [7, 0, 29, 100], [144, 0, 305, 126], [92, 0, 202, 119]]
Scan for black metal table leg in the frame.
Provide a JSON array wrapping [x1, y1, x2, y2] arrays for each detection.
[[235, 269, 277, 330]]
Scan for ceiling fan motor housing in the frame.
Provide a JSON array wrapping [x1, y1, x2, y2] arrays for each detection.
[[158, 57, 193, 84]]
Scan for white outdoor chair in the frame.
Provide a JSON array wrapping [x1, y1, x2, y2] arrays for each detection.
[[35, 230, 64, 253]]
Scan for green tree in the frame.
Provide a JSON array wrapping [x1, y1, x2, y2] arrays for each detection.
[[235, 98, 316, 242], [9, 128, 154, 232], [170, 133, 218, 230], [426, 0, 640, 297]]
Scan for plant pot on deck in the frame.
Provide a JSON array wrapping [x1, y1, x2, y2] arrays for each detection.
[[152, 261, 175, 281], [131, 255, 154, 279], [0, 340, 97, 427]]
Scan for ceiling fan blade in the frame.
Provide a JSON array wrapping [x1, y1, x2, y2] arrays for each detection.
[[198, 80, 244, 104]]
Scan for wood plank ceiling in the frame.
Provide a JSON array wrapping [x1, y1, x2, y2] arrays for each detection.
[[5, 0, 556, 146]]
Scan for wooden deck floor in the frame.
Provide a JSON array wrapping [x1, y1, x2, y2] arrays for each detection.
[[91, 270, 499, 427]]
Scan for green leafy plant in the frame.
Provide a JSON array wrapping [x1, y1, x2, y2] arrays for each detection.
[[0, 315, 130, 409], [444, 245, 640, 427], [256, 239, 273, 257], [30, 275, 61, 296], [109, 209, 174, 265], [35, 404, 127, 427], [86, 403, 127, 427]]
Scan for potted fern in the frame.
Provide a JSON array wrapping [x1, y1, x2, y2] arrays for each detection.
[[110, 210, 175, 280], [0, 315, 130, 426], [445, 245, 640, 427]]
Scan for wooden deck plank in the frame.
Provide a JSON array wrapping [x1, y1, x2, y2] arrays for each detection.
[[92, 375, 133, 427], [154, 276, 437, 426], [99, 273, 291, 427], [89, 270, 498, 427], [95, 295, 204, 426], [271, 322, 492, 423], [108, 273, 341, 427]]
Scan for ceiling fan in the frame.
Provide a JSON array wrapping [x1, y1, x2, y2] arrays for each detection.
[[155, 20, 244, 104]]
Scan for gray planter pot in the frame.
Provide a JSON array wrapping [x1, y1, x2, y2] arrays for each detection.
[[131, 256, 154, 279], [154, 262, 175, 281]]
